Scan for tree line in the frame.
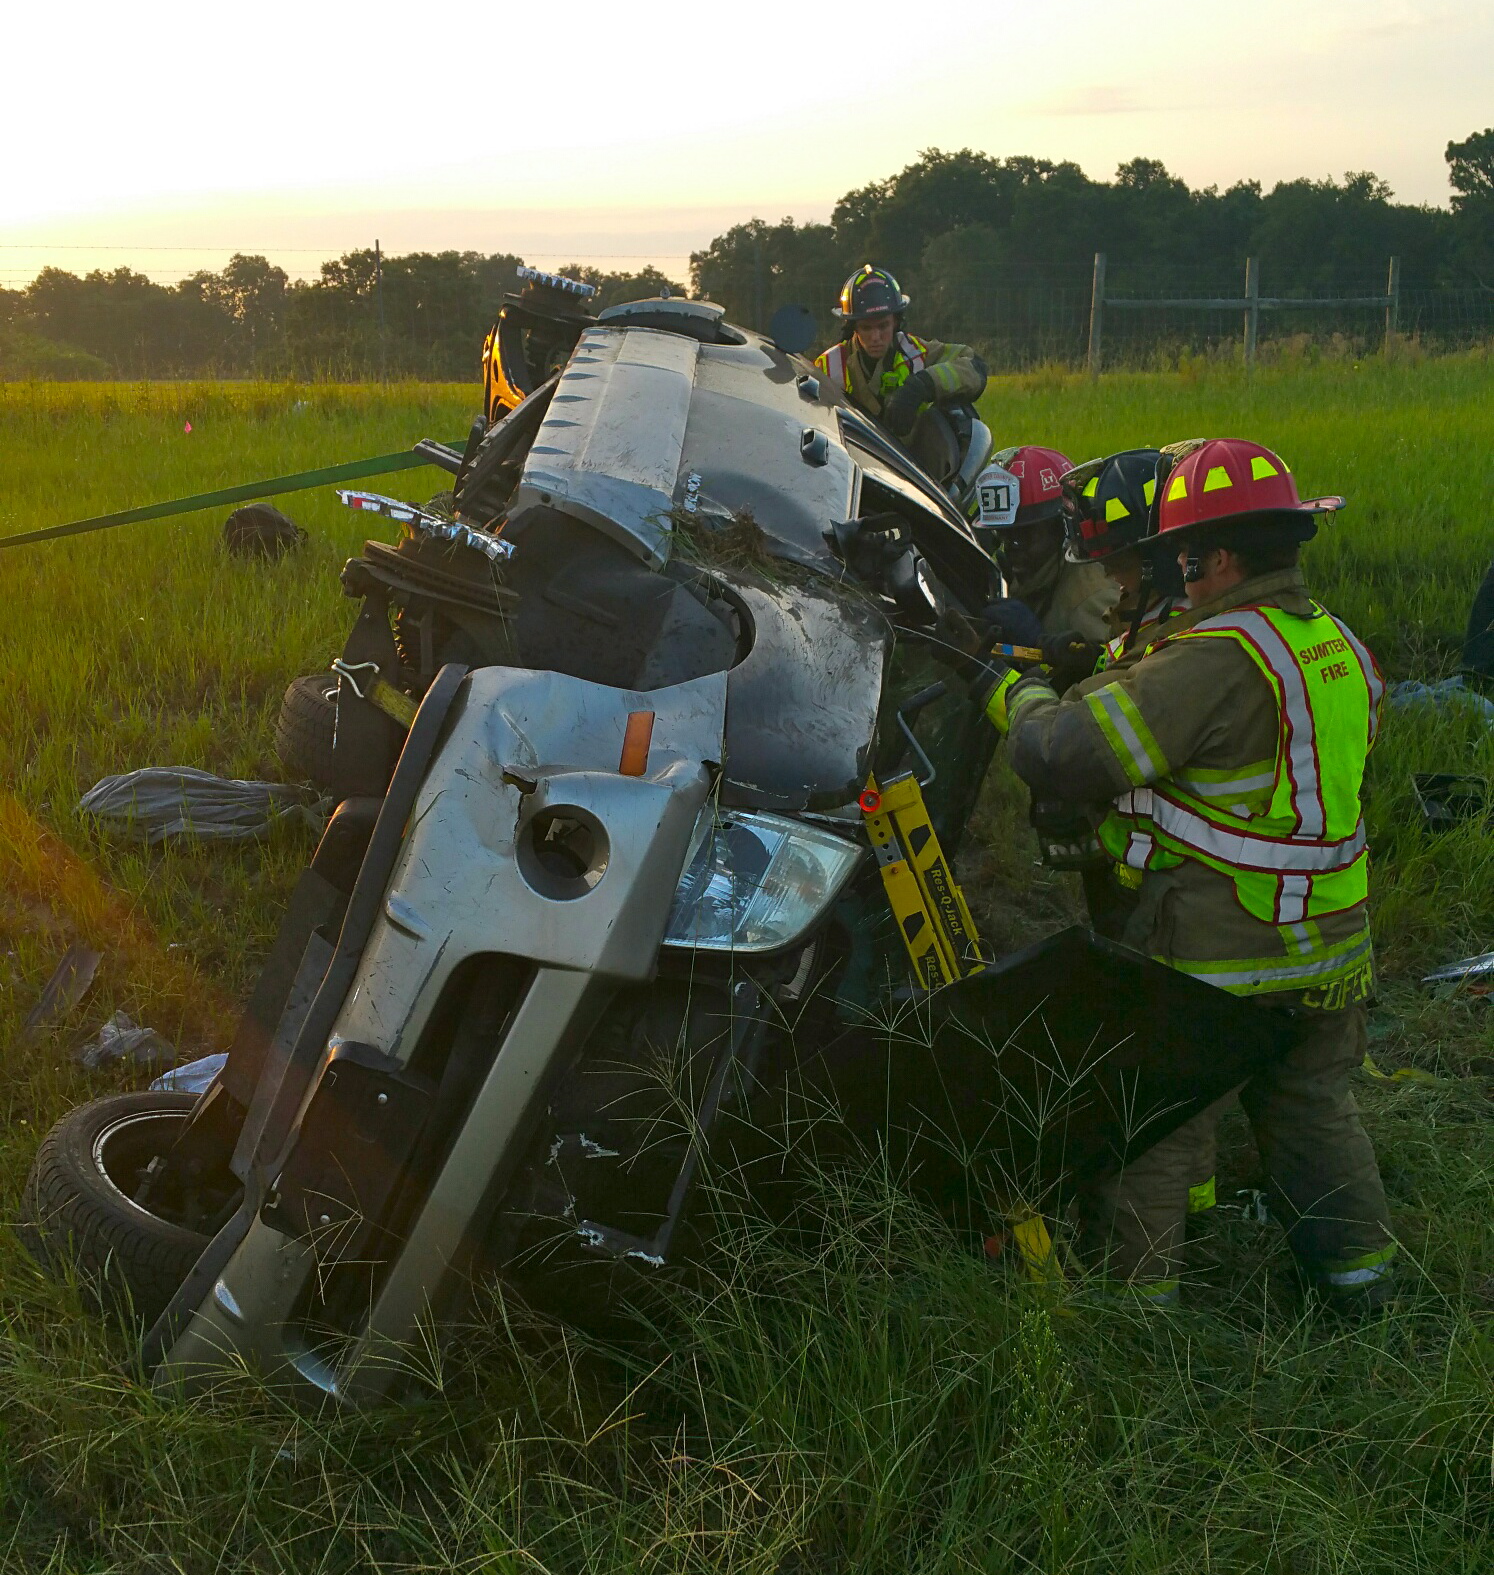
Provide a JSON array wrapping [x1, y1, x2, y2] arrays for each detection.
[[0, 254, 685, 380], [3, 129, 1491, 379], [692, 131, 1494, 358]]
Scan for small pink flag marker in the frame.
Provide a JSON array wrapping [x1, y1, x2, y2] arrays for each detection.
[[183, 420, 193, 433]]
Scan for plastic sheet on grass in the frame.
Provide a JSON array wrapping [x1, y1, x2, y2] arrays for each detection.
[[1386, 676, 1494, 726], [76, 1011, 175, 1069], [151, 1052, 228, 1094], [77, 767, 327, 845]]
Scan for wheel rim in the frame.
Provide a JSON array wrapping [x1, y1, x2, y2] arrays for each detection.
[[91, 1110, 188, 1223]]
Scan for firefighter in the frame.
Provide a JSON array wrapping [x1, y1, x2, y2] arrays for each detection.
[[814, 266, 987, 468], [975, 445, 1118, 651], [1058, 447, 1185, 669], [971, 438, 1396, 1313], [1056, 447, 1222, 1208]]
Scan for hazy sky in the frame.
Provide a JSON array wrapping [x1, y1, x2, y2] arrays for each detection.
[[2, 0, 1488, 286]]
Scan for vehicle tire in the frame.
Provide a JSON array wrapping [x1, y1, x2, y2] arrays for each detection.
[[17, 1092, 212, 1327], [274, 673, 339, 791]]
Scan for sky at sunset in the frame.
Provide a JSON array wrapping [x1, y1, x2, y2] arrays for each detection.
[[2, 0, 1488, 287]]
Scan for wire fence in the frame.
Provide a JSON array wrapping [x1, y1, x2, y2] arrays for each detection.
[[769, 266, 1494, 372], [2, 242, 1491, 379]]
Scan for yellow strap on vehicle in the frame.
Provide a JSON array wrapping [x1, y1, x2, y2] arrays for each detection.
[[332, 660, 419, 731], [860, 772, 984, 988], [369, 679, 418, 730]]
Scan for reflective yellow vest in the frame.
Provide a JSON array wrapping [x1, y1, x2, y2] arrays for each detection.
[[1097, 602, 1383, 987], [815, 332, 929, 403]]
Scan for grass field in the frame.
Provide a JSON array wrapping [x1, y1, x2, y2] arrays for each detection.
[[0, 359, 1491, 1572]]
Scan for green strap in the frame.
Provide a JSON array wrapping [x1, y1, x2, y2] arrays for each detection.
[[0, 443, 463, 553]]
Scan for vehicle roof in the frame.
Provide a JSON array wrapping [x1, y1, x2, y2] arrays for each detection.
[[511, 314, 983, 587]]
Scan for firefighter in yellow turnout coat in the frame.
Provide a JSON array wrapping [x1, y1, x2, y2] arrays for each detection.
[[978, 438, 1396, 1312], [814, 266, 986, 476]]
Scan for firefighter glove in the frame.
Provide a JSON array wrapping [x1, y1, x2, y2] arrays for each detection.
[[882, 370, 936, 437], [1042, 631, 1105, 689], [980, 597, 1046, 652]]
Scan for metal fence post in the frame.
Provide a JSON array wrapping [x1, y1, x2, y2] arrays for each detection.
[[375, 238, 386, 382], [1386, 256, 1401, 347], [1087, 252, 1106, 379], [1243, 256, 1260, 369]]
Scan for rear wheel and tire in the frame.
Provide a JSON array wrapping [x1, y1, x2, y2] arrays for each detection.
[[18, 1092, 213, 1327], [274, 673, 339, 790]]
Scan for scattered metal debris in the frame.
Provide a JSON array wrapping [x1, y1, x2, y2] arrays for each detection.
[[335, 489, 513, 563], [1421, 950, 1494, 988], [19, 944, 102, 1048], [1216, 1189, 1272, 1226], [1411, 772, 1489, 832]]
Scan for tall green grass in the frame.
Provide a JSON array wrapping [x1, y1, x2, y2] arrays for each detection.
[[1, 362, 1491, 1572]]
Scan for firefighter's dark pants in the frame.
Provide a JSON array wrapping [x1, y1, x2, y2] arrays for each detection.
[[1078, 1002, 1396, 1300]]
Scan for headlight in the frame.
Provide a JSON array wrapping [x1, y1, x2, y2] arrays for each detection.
[[662, 809, 862, 953]]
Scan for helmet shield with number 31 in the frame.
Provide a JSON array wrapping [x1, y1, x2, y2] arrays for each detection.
[[975, 445, 1073, 535]]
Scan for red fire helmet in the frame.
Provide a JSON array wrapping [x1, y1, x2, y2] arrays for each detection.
[[1154, 438, 1344, 541], [987, 444, 1074, 529]]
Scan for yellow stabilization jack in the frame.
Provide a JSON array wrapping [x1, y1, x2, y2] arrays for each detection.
[[861, 728, 1066, 1292], [860, 769, 984, 989]]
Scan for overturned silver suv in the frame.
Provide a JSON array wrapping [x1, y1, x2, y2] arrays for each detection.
[[21, 292, 1283, 1407]]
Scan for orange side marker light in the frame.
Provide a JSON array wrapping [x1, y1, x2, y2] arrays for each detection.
[[619, 711, 655, 777]]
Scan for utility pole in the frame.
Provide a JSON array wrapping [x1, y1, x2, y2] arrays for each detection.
[[1243, 256, 1260, 370], [375, 238, 386, 381], [1086, 252, 1106, 379], [1386, 255, 1401, 348]]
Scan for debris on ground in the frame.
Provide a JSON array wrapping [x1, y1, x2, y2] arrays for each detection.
[[1386, 675, 1494, 725], [78, 767, 326, 846], [223, 503, 307, 559], [150, 1052, 227, 1094], [1361, 1055, 1440, 1085], [1215, 1189, 1272, 1225], [18, 943, 102, 1048], [1411, 772, 1489, 831], [76, 1011, 175, 1070], [1422, 950, 1494, 989]]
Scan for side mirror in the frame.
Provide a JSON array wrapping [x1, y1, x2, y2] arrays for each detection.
[[768, 303, 817, 356]]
